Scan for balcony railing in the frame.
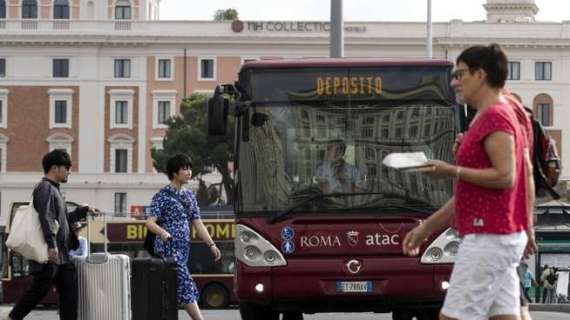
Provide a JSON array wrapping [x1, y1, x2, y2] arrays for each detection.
[[0, 19, 569, 42], [52, 20, 70, 30], [21, 19, 38, 30]]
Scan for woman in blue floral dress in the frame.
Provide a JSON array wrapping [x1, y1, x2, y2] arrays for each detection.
[[146, 154, 221, 320]]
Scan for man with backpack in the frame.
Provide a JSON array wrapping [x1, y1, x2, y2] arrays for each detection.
[[541, 266, 558, 303]]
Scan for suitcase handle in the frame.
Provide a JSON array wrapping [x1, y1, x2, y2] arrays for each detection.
[[86, 252, 109, 264], [87, 212, 110, 257]]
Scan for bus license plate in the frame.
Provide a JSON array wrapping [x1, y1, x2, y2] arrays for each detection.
[[336, 281, 373, 293]]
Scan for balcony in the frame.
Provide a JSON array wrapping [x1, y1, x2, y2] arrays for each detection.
[[0, 19, 569, 45]]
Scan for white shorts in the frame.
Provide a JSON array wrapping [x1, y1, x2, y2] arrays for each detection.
[[441, 232, 527, 320]]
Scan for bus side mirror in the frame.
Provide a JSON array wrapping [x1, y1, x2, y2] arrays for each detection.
[[208, 87, 229, 136]]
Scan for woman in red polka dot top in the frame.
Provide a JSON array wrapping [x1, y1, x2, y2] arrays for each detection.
[[402, 43, 537, 320]]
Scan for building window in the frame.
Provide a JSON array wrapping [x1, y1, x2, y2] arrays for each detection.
[[48, 88, 72, 128], [109, 89, 133, 129], [0, 0, 6, 19], [0, 89, 7, 128], [114, 192, 127, 216], [53, 59, 69, 78], [157, 59, 172, 79], [0, 133, 6, 173], [114, 59, 131, 78], [199, 58, 215, 80], [109, 133, 134, 173], [22, 0, 37, 19], [0, 58, 4, 78], [115, 101, 128, 125], [537, 103, 552, 127], [53, 0, 69, 19], [115, 0, 131, 20], [54, 100, 67, 124], [152, 90, 176, 128], [157, 101, 171, 124], [115, 149, 128, 173], [507, 61, 520, 81], [535, 62, 552, 80]]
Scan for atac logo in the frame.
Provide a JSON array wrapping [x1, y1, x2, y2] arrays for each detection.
[[346, 231, 359, 247]]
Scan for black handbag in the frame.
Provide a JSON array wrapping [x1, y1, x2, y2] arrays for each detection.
[[144, 189, 190, 257], [144, 228, 158, 257]]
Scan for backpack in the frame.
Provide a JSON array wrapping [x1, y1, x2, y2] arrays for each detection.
[[546, 271, 557, 285], [531, 117, 561, 199]]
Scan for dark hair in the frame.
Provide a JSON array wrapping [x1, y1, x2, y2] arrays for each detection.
[[327, 139, 346, 154], [456, 43, 508, 89], [42, 149, 72, 173], [166, 154, 193, 180]]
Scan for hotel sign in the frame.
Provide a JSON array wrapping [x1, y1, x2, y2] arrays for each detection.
[[231, 20, 367, 33]]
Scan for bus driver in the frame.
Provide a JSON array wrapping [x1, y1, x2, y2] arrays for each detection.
[[316, 140, 362, 193]]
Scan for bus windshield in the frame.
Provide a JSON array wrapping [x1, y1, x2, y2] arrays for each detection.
[[236, 65, 457, 215]]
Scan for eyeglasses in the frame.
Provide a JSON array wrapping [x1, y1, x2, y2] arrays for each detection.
[[451, 68, 470, 80]]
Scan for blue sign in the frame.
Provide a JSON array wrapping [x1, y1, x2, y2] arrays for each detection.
[[281, 226, 295, 241], [281, 241, 295, 254]]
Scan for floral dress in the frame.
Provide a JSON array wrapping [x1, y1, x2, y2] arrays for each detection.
[[147, 185, 201, 304]]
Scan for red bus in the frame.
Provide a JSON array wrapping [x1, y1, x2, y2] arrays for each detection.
[[1, 206, 237, 309], [208, 59, 464, 320]]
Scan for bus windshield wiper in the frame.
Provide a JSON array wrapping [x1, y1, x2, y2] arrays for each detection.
[[269, 192, 379, 224], [269, 192, 436, 224], [371, 205, 434, 215]]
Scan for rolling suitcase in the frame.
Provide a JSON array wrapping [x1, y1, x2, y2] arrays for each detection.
[[74, 214, 131, 320], [131, 257, 179, 320]]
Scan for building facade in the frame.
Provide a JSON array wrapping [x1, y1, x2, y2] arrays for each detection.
[[0, 0, 569, 223]]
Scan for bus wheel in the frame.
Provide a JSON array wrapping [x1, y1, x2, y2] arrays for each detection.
[[201, 283, 229, 309], [239, 303, 279, 320], [282, 311, 304, 320], [392, 309, 414, 320]]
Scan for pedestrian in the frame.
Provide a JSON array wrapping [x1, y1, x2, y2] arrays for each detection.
[[540, 265, 551, 303], [543, 267, 558, 304], [146, 154, 221, 320], [517, 261, 536, 319], [402, 43, 537, 320], [8, 150, 98, 320]]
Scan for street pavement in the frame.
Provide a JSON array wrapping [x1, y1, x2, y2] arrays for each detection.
[[0, 307, 568, 320]]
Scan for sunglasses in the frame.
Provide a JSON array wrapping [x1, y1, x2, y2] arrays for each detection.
[[451, 68, 470, 80]]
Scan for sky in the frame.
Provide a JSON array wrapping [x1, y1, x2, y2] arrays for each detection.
[[160, 0, 570, 22]]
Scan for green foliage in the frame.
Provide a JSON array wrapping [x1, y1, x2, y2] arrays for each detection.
[[151, 93, 234, 205], [213, 8, 239, 21]]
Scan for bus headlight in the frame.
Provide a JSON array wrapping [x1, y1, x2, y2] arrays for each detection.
[[444, 241, 460, 257], [244, 246, 262, 261], [424, 247, 443, 262], [240, 231, 257, 243], [235, 224, 287, 267], [263, 250, 280, 264], [420, 228, 461, 264]]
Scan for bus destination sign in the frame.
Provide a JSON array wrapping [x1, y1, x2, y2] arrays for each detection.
[[316, 76, 382, 97]]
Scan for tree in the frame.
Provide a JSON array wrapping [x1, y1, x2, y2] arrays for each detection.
[[151, 93, 234, 206], [213, 8, 239, 21]]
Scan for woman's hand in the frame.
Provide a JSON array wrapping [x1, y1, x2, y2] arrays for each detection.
[[523, 229, 538, 259], [209, 244, 222, 261], [159, 230, 172, 242], [402, 223, 431, 256], [421, 160, 457, 179]]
